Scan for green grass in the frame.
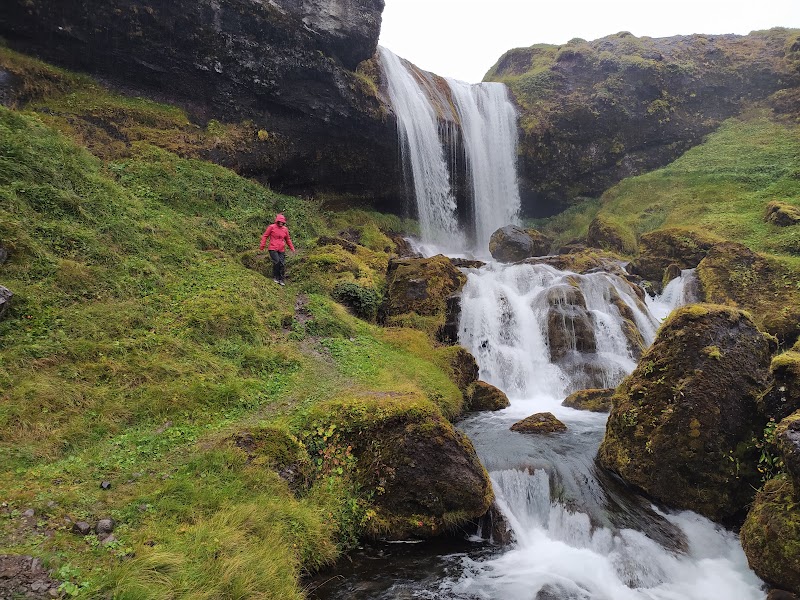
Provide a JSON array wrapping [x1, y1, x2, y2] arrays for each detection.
[[0, 102, 462, 598]]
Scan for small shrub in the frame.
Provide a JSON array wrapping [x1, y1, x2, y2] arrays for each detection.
[[332, 281, 380, 322]]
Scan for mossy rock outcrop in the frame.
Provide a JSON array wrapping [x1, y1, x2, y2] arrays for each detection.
[[778, 411, 800, 494], [524, 248, 627, 277], [627, 228, 721, 283], [511, 412, 567, 434], [761, 350, 800, 421], [598, 304, 775, 522], [766, 201, 800, 227], [741, 478, 800, 594], [697, 242, 800, 344], [382, 255, 467, 324], [438, 345, 479, 395], [489, 225, 553, 262], [586, 216, 636, 255], [466, 381, 510, 412], [231, 426, 312, 493], [302, 393, 493, 539], [562, 388, 614, 412]]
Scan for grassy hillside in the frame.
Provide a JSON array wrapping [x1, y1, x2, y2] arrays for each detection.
[[0, 56, 466, 597]]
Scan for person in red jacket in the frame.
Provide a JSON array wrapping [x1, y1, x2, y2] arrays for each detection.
[[259, 213, 295, 285]]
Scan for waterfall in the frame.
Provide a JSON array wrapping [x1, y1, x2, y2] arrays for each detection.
[[646, 269, 700, 321], [379, 47, 521, 254], [447, 79, 521, 247]]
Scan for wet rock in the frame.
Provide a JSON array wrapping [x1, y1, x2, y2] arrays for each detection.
[[586, 216, 636, 255], [382, 255, 467, 319], [627, 228, 720, 283], [473, 503, 513, 545], [766, 201, 800, 227], [466, 381, 510, 412], [441, 346, 479, 394], [524, 249, 627, 276], [697, 242, 800, 345], [0, 286, 12, 320], [545, 284, 597, 362], [448, 258, 486, 269], [760, 349, 800, 422], [741, 478, 800, 595], [511, 412, 567, 434], [768, 590, 800, 600], [562, 388, 615, 412], [71, 521, 91, 536], [437, 294, 462, 346], [489, 225, 552, 262], [599, 304, 775, 522], [387, 234, 421, 259]]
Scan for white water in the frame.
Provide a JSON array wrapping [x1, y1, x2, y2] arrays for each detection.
[[379, 47, 461, 249], [447, 79, 521, 249], [646, 269, 699, 321], [447, 261, 766, 600], [379, 47, 521, 255]]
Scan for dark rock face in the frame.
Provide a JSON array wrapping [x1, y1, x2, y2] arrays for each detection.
[[761, 351, 800, 422], [545, 284, 597, 362], [466, 381, 510, 412], [0, 0, 403, 210], [511, 412, 567, 434], [741, 478, 800, 595], [777, 412, 800, 494], [487, 30, 800, 217], [562, 388, 614, 412], [599, 304, 775, 522], [443, 346, 479, 394], [697, 242, 800, 345], [437, 294, 463, 345], [489, 225, 552, 262], [627, 228, 721, 283], [0, 286, 12, 320]]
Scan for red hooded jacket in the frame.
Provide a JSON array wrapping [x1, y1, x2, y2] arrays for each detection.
[[259, 215, 295, 252]]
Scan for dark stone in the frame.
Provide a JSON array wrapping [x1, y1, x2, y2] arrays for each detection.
[[466, 381, 510, 412], [0, 286, 12, 320], [473, 503, 513, 545], [95, 518, 115, 535], [599, 304, 775, 523], [448, 258, 486, 269], [71, 521, 91, 536], [489, 225, 552, 262], [100, 481, 111, 490], [760, 351, 800, 421], [545, 284, 596, 362], [511, 412, 567, 434], [387, 234, 421, 258], [562, 388, 614, 412], [437, 294, 462, 346], [768, 590, 800, 600]]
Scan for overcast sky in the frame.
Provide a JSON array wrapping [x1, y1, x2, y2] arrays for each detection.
[[379, 0, 800, 83]]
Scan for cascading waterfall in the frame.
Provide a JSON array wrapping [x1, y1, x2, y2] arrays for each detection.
[[447, 79, 521, 247], [379, 47, 521, 254]]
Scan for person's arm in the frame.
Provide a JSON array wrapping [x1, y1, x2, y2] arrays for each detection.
[[259, 225, 273, 251], [286, 229, 295, 252]]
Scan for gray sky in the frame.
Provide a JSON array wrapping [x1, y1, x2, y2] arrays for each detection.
[[379, 0, 800, 82]]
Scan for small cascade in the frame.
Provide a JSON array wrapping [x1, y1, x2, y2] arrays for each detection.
[[379, 47, 521, 254], [447, 79, 521, 247], [647, 268, 700, 321], [379, 47, 461, 248]]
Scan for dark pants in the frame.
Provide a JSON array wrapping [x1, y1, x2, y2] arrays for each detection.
[[269, 250, 285, 281]]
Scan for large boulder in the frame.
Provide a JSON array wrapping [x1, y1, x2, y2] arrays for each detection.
[[302, 393, 493, 539], [740, 478, 800, 595], [598, 304, 775, 522], [466, 381, 510, 412], [697, 242, 800, 345], [511, 412, 567, 434], [766, 201, 800, 227], [545, 283, 596, 362], [525, 248, 628, 277], [627, 228, 721, 283], [0, 0, 403, 211], [382, 255, 467, 321], [489, 225, 552, 262]]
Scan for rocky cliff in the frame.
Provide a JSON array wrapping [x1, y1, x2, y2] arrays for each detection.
[[486, 29, 800, 217], [0, 0, 405, 209]]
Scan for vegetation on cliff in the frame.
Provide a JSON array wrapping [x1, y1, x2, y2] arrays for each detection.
[[0, 50, 485, 597]]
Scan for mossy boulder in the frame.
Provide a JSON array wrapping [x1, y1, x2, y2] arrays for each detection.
[[627, 228, 721, 283], [598, 304, 775, 522], [697, 242, 800, 345], [761, 351, 800, 421], [489, 225, 553, 262], [740, 478, 800, 594], [586, 216, 636, 255], [231, 426, 312, 493], [525, 248, 627, 277], [766, 201, 800, 227], [302, 393, 493, 539], [382, 255, 467, 321], [439, 346, 479, 394], [510, 412, 567, 434], [466, 381, 510, 412], [562, 388, 614, 412]]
